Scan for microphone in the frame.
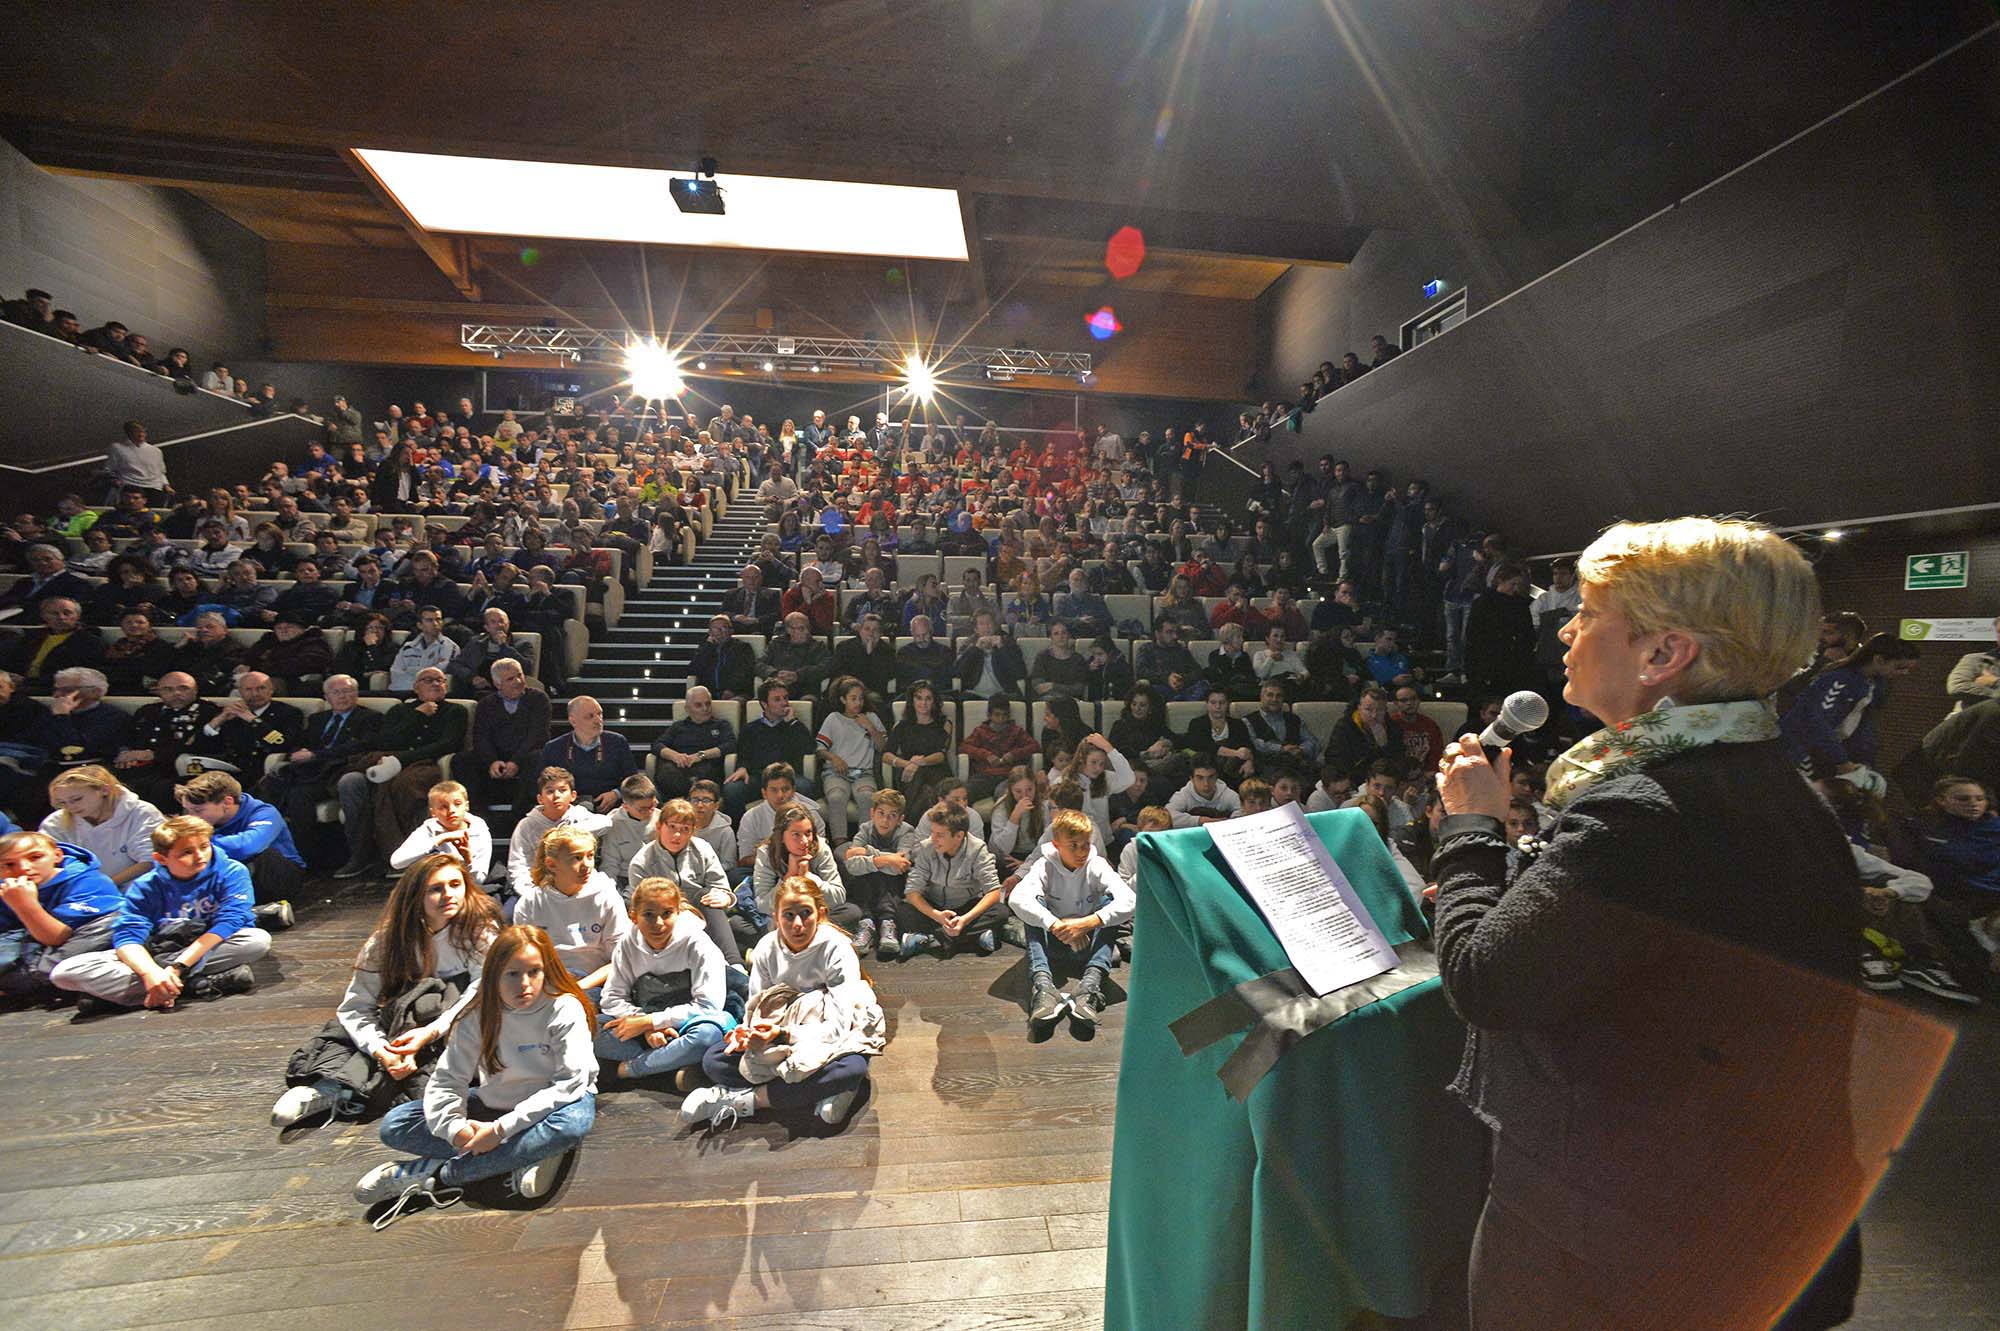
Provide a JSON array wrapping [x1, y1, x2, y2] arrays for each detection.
[[1479, 690, 1550, 759]]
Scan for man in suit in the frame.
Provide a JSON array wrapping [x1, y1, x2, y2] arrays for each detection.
[[255, 673, 384, 860], [189, 670, 306, 780], [688, 615, 757, 700], [0, 545, 92, 620]]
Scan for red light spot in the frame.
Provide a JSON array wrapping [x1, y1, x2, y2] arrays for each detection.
[[1105, 226, 1145, 280], [1086, 307, 1122, 340]]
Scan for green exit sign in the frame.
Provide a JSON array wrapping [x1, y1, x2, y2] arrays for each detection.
[[1905, 551, 1969, 590]]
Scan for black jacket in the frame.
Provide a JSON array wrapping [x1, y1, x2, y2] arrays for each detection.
[[688, 639, 757, 698], [956, 636, 1027, 699], [1432, 740, 1862, 1321]]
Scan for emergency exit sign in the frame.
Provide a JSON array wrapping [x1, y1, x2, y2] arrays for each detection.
[[1905, 551, 1969, 590]]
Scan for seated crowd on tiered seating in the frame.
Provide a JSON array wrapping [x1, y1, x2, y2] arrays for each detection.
[[2, 368, 1993, 1223]]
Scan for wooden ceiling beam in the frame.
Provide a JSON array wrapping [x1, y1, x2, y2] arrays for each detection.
[[339, 148, 481, 301]]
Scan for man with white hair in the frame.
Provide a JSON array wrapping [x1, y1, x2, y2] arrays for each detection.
[[466, 656, 548, 817], [333, 668, 467, 878], [257, 674, 383, 856], [0, 544, 91, 619], [537, 695, 637, 814], [4, 596, 105, 683], [46, 667, 129, 771], [190, 671, 305, 778]]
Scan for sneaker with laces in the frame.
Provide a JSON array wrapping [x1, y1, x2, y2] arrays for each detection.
[[898, 931, 933, 961], [254, 900, 295, 931], [852, 918, 877, 954], [1028, 973, 1067, 1029], [188, 964, 256, 1001], [333, 860, 374, 880], [973, 928, 998, 955], [354, 1156, 444, 1206], [1068, 968, 1108, 1031], [511, 1150, 570, 1200], [1900, 964, 1979, 1005], [1860, 953, 1902, 992], [680, 1084, 755, 1129], [875, 918, 901, 960], [272, 1083, 336, 1128], [814, 1088, 860, 1125]]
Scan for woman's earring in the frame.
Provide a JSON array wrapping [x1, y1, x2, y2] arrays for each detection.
[[1637, 674, 1653, 685]]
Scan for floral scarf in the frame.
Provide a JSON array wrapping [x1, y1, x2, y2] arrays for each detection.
[[1543, 697, 1779, 810]]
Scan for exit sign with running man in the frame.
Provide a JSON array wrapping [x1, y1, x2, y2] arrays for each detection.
[[1905, 551, 1969, 590]]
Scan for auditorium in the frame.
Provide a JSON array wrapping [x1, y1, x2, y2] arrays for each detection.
[[1, 4, 1996, 1328]]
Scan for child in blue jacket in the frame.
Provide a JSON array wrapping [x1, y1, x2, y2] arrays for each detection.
[[50, 815, 271, 1011], [0, 831, 124, 998], [175, 770, 303, 931]]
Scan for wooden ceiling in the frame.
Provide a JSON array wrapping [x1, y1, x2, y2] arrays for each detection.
[[2, 0, 1989, 399]]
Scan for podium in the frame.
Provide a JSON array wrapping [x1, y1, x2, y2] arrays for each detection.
[[1105, 809, 1484, 1331]]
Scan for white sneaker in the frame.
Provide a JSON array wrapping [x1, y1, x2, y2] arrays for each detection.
[[510, 1151, 569, 1200], [271, 1084, 335, 1128], [353, 1156, 444, 1206], [814, 1088, 859, 1125], [679, 1085, 754, 1129]]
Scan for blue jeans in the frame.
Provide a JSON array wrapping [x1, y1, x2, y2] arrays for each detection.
[[1444, 599, 1473, 673], [378, 1093, 595, 1187], [593, 1014, 732, 1079], [700, 1042, 870, 1111], [1024, 893, 1117, 979]]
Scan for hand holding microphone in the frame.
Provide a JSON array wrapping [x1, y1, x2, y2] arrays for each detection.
[[1437, 691, 1549, 821]]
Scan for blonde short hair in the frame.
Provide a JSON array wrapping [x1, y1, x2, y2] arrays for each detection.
[[1576, 517, 1818, 701], [532, 825, 597, 885], [1050, 808, 1095, 842]]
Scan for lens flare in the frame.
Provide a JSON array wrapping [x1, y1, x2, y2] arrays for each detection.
[[1105, 226, 1146, 280], [624, 338, 683, 399], [903, 354, 937, 399], [1087, 307, 1122, 341]]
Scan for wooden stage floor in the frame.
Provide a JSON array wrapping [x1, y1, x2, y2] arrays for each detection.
[[2, 880, 1993, 1330]]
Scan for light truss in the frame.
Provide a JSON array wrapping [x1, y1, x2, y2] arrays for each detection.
[[460, 325, 1092, 379]]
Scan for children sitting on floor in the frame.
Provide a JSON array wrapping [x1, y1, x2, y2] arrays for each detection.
[[390, 780, 494, 883], [274, 852, 503, 1126], [176, 770, 305, 931], [594, 773, 658, 889], [593, 876, 736, 1088], [354, 924, 596, 1224], [840, 788, 917, 957], [751, 803, 860, 933], [1010, 809, 1134, 1036], [898, 802, 1004, 960], [682, 875, 883, 1131], [506, 766, 613, 905], [515, 826, 627, 1003], [0, 830, 124, 999], [625, 797, 745, 969], [50, 815, 271, 1012]]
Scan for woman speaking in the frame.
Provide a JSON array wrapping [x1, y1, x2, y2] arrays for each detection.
[[1432, 518, 1866, 1330]]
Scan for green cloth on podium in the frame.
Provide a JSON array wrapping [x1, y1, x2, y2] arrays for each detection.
[[1104, 809, 1484, 1331]]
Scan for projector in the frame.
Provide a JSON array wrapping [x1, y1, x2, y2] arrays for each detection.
[[670, 177, 724, 215]]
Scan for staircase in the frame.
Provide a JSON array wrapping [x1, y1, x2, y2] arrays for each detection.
[[580, 491, 767, 750]]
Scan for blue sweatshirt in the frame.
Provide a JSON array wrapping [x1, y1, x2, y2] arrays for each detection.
[[112, 849, 257, 949], [1920, 813, 2000, 900], [1780, 666, 1883, 772], [210, 794, 305, 868], [0, 842, 122, 932]]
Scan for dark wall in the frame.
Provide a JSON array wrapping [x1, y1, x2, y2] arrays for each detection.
[[1811, 521, 2000, 775], [1255, 31, 2000, 555], [0, 138, 266, 363]]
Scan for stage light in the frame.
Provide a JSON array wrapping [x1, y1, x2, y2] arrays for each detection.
[[694, 359, 707, 370], [1423, 278, 1446, 299], [1822, 529, 1845, 542], [761, 360, 775, 372], [903, 354, 936, 399], [809, 362, 822, 373], [1086, 306, 1121, 341], [625, 338, 683, 399]]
